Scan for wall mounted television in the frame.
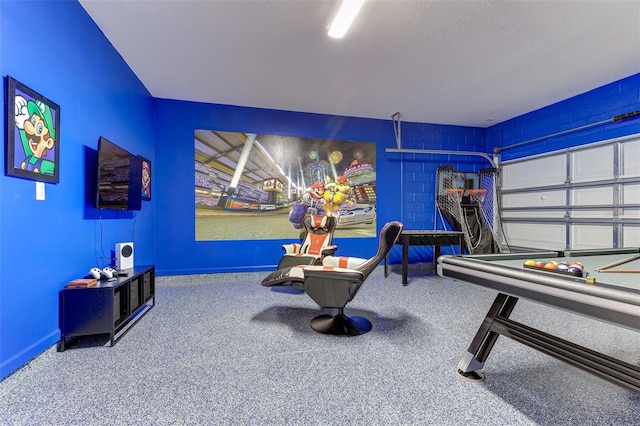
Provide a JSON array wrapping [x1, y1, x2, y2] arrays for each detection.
[[96, 136, 142, 211]]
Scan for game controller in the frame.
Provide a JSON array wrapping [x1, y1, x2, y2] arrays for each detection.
[[89, 267, 116, 280], [89, 267, 102, 279], [102, 267, 115, 279]]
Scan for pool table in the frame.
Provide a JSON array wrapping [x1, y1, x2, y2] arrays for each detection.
[[437, 248, 640, 393]]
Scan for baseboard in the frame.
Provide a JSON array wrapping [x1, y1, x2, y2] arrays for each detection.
[[156, 265, 277, 276], [0, 329, 59, 381]]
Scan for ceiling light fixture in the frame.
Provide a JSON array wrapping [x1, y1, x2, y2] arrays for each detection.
[[328, 0, 366, 39]]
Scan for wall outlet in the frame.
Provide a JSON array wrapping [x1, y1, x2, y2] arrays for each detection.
[[36, 182, 45, 201]]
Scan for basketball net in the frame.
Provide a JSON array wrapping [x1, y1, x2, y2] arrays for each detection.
[[437, 170, 475, 253], [436, 169, 509, 254], [478, 170, 509, 253]]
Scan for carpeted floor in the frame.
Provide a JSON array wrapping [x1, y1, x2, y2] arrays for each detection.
[[1, 266, 639, 425]]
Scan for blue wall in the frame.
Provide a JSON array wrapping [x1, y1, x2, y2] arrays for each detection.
[[1, 0, 638, 381], [153, 100, 486, 275], [0, 1, 155, 379], [487, 74, 640, 160]]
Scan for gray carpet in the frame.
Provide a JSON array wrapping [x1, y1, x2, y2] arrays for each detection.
[[1, 266, 639, 425]]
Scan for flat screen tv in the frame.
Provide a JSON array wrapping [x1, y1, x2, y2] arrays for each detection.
[[96, 136, 142, 210]]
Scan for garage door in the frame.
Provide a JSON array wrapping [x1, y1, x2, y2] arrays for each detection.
[[500, 134, 640, 250]]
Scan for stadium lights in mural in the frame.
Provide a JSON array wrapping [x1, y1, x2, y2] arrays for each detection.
[[195, 130, 377, 241]]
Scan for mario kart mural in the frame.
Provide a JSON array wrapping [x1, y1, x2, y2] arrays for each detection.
[[289, 174, 375, 229], [195, 130, 376, 240]]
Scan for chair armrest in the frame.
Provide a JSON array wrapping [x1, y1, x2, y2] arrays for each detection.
[[320, 245, 338, 257], [282, 243, 301, 254]]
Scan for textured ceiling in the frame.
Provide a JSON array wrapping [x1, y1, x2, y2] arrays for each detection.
[[79, 0, 640, 128]]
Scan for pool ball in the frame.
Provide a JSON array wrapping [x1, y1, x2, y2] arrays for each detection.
[[570, 261, 584, 269], [567, 266, 582, 274], [535, 261, 547, 268], [544, 263, 558, 269], [555, 264, 569, 271], [524, 260, 536, 266]]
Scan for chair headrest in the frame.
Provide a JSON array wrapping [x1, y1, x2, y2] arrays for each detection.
[[308, 215, 328, 230]]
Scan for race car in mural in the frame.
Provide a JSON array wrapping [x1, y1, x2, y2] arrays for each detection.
[[333, 203, 376, 227]]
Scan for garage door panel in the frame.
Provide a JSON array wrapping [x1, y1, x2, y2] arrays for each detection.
[[571, 145, 613, 183], [571, 210, 613, 219], [622, 183, 640, 204], [620, 207, 640, 219], [622, 225, 640, 247], [571, 225, 613, 249], [503, 190, 565, 208], [502, 211, 565, 219], [621, 137, 640, 177], [571, 187, 613, 205], [504, 223, 565, 250], [502, 155, 565, 190]]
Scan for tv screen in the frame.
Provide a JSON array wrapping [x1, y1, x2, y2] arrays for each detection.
[[96, 137, 142, 210]]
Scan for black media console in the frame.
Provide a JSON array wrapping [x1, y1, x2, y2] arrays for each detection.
[[58, 265, 155, 351]]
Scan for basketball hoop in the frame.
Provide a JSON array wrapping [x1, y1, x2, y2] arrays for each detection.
[[468, 189, 487, 204], [445, 188, 465, 201]]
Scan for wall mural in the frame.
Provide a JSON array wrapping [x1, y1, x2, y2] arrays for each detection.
[[195, 130, 377, 240]]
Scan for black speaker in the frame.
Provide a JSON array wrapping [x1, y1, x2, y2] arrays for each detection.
[[115, 242, 134, 270]]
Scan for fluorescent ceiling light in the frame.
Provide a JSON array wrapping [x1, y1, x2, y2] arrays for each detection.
[[328, 0, 366, 39]]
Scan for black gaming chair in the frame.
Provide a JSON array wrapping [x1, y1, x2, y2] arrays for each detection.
[[301, 220, 403, 336]]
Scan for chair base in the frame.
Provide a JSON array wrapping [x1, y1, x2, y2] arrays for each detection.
[[456, 368, 485, 383], [310, 312, 372, 336]]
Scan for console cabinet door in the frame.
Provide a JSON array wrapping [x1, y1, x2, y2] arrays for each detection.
[[60, 288, 113, 335]]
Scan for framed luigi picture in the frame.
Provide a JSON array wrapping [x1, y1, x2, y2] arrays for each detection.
[[5, 76, 60, 183]]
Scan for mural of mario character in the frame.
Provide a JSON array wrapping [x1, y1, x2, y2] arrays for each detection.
[[302, 181, 326, 216], [289, 181, 326, 229], [141, 160, 151, 198], [14, 96, 56, 175]]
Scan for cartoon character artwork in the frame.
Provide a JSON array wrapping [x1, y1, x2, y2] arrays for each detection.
[[289, 181, 326, 229], [288, 203, 307, 229], [323, 175, 354, 216], [141, 158, 151, 200], [6, 77, 60, 183], [14, 98, 56, 175], [302, 181, 327, 216]]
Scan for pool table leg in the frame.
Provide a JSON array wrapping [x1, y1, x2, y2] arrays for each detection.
[[456, 293, 519, 382]]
